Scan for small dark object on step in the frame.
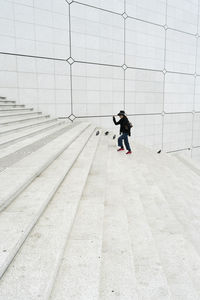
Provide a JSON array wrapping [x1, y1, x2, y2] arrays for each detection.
[[157, 150, 161, 154], [96, 131, 100, 136], [113, 135, 116, 139], [105, 131, 109, 135]]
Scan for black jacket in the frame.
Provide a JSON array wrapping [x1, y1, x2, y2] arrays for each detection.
[[113, 116, 131, 136]]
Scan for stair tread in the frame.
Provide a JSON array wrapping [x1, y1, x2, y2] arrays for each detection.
[[0, 108, 33, 112], [0, 114, 49, 124], [0, 112, 41, 117], [0, 104, 24, 107], [0, 120, 64, 148], [0, 118, 57, 134], [0, 126, 99, 299], [0, 101, 15, 103], [0, 122, 90, 212]]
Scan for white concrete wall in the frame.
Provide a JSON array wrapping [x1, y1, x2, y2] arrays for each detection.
[[0, 0, 200, 155]]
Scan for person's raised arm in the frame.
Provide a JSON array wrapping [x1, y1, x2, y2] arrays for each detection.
[[113, 116, 121, 125]]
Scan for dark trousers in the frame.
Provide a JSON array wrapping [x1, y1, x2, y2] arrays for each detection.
[[118, 133, 131, 151]]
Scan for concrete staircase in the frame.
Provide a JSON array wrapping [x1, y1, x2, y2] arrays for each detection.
[[0, 96, 200, 299]]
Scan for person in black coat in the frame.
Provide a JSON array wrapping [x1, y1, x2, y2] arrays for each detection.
[[113, 110, 132, 154]]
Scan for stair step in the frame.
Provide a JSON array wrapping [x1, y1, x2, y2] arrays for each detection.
[[0, 118, 57, 136], [0, 120, 66, 149], [0, 122, 90, 212], [50, 135, 109, 300], [0, 126, 98, 295], [0, 100, 16, 104], [0, 114, 49, 125], [0, 108, 33, 113], [0, 97, 6, 100], [0, 104, 25, 109], [0, 111, 42, 118], [0, 122, 74, 171]]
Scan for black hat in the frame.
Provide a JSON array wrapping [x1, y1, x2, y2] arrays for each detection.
[[117, 110, 125, 116]]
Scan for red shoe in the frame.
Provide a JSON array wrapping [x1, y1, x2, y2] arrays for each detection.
[[117, 148, 124, 152], [126, 151, 132, 155]]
